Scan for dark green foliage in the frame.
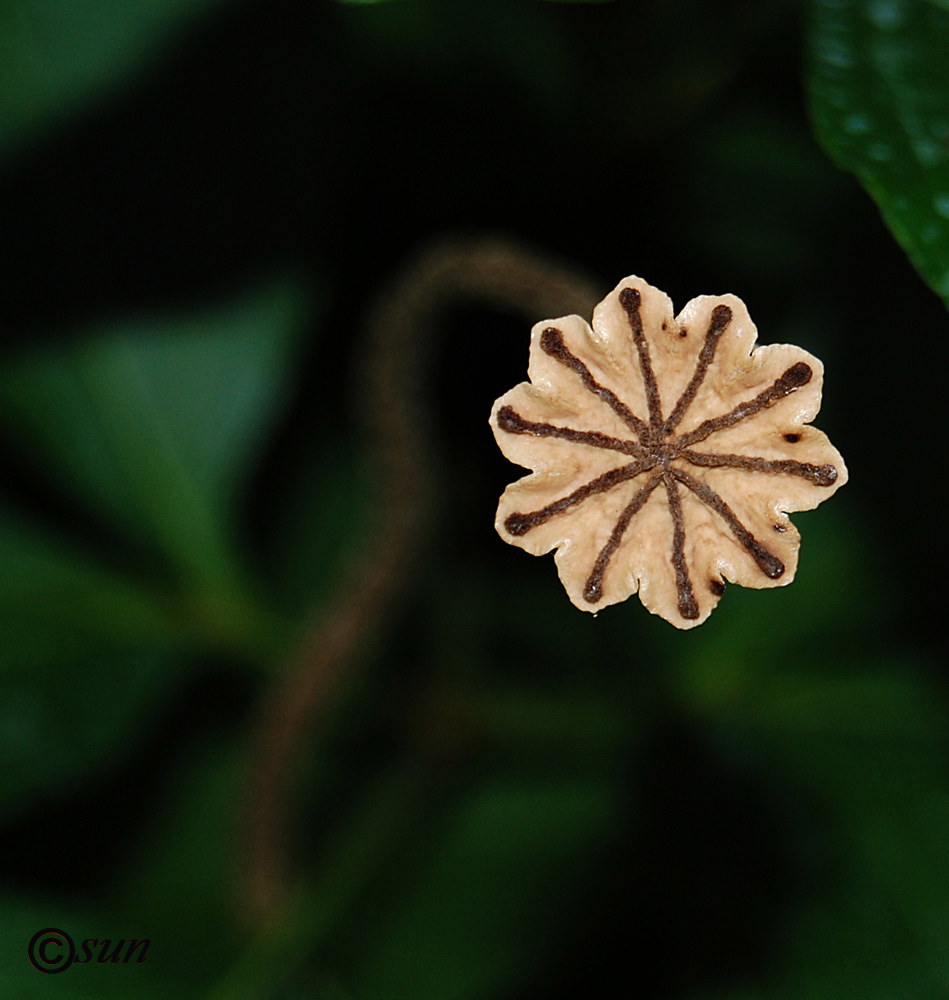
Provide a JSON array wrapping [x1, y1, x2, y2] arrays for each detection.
[[0, 1, 947, 998], [808, 0, 949, 308]]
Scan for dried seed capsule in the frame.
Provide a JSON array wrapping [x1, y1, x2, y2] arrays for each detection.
[[489, 275, 848, 629]]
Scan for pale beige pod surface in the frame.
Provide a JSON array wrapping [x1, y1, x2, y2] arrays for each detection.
[[489, 275, 848, 629]]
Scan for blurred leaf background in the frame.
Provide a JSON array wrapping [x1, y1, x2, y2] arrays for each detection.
[[0, 0, 948, 996]]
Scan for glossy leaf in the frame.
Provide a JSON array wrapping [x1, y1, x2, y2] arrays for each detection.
[[807, 0, 949, 306]]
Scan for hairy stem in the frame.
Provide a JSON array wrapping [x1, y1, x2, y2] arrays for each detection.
[[242, 236, 600, 921]]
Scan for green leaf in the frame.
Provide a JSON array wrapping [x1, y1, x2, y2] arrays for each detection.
[[0, 276, 313, 821], [111, 740, 246, 982], [760, 728, 949, 999], [807, 0, 949, 307], [335, 0, 617, 4], [667, 495, 949, 996], [0, 0, 233, 162], [0, 503, 187, 821], [0, 507, 178, 664], [349, 777, 620, 1000], [0, 646, 185, 824], [338, 0, 569, 100], [0, 278, 311, 600], [268, 440, 374, 612], [684, 108, 846, 278], [681, 655, 949, 1000], [674, 505, 875, 712]]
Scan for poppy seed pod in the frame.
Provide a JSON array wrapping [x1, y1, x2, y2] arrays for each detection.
[[490, 276, 848, 628]]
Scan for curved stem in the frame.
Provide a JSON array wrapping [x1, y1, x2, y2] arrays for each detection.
[[242, 236, 601, 921]]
